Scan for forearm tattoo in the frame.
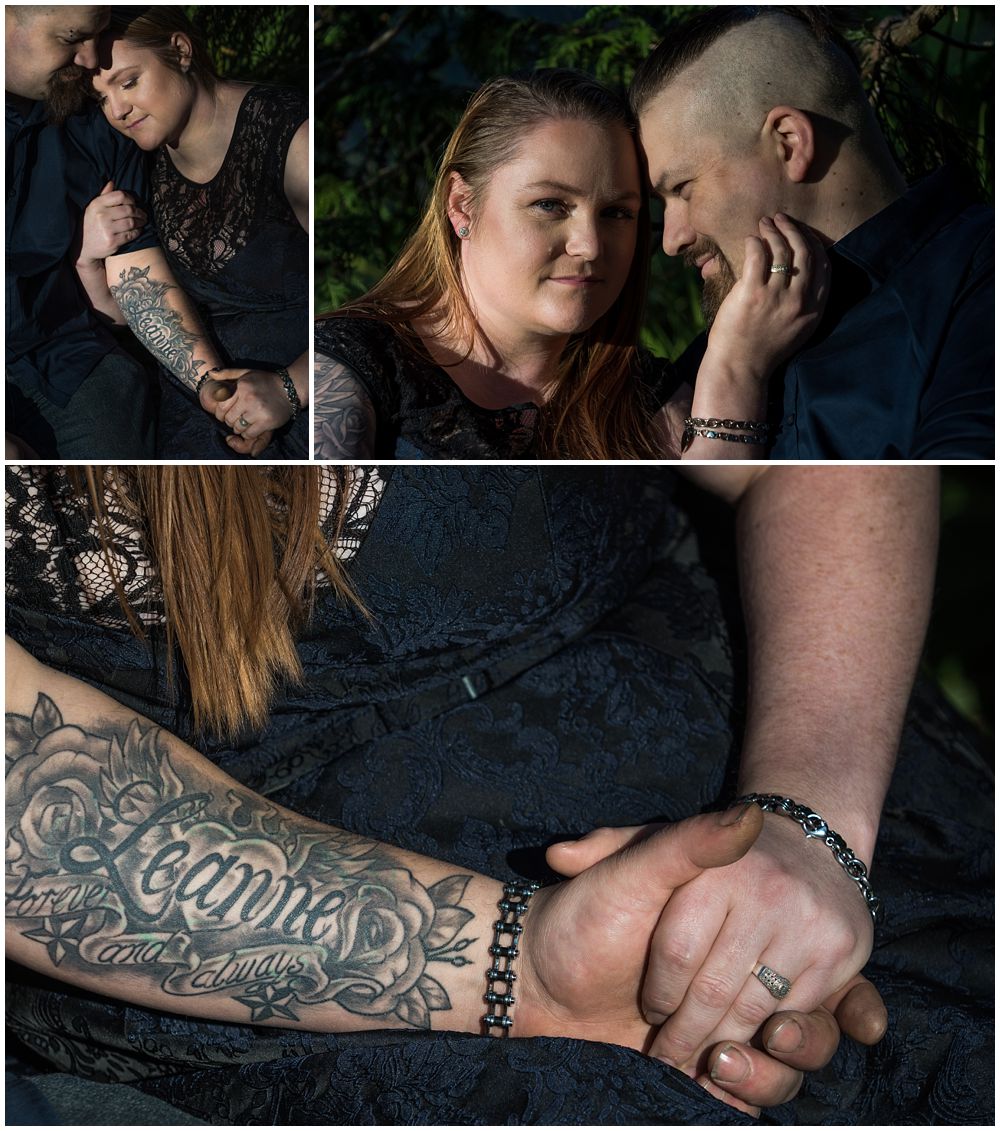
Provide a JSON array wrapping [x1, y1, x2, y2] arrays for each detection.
[[109, 265, 208, 390], [6, 694, 476, 1028], [313, 357, 376, 459]]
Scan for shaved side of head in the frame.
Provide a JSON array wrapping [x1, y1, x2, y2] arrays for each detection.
[[631, 8, 879, 156]]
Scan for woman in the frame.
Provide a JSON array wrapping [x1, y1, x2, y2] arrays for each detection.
[[5, 464, 992, 1124], [78, 6, 309, 458], [314, 70, 827, 459]]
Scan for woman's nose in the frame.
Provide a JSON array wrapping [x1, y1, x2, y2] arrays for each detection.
[[106, 92, 131, 121], [564, 216, 600, 260]]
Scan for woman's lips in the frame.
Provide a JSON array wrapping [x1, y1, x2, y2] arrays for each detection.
[[126, 116, 148, 130], [549, 277, 602, 287]]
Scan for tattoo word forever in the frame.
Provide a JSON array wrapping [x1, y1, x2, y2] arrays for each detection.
[[7, 694, 476, 1027]]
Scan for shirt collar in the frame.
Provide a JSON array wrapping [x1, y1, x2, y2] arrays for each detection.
[[831, 167, 973, 283]]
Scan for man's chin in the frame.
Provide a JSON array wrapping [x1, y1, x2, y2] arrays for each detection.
[[700, 261, 738, 329], [44, 65, 90, 125]]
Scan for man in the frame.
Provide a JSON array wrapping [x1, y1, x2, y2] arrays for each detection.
[[632, 6, 993, 459], [5, 5, 259, 457]]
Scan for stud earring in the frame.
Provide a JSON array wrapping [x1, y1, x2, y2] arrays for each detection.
[[457, 226, 470, 238]]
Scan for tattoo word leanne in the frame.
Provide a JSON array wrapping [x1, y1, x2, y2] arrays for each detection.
[[109, 265, 208, 390], [6, 695, 476, 1028]]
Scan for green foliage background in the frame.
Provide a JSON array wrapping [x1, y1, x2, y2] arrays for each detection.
[[316, 4, 993, 363], [182, 5, 308, 92]]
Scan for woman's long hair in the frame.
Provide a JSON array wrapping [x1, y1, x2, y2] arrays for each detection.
[[325, 69, 658, 459], [69, 467, 358, 740]]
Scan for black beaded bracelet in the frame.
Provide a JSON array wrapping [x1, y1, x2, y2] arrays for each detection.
[[482, 880, 540, 1036], [275, 365, 302, 420], [735, 793, 882, 923], [194, 366, 225, 394]]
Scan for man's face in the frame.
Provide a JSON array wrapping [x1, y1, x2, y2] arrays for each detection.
[[5, 6, 109, 102], [638, 85, 783, 323]]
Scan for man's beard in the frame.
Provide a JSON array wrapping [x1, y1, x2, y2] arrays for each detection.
[[683, 240, 738, 328], [44, 64, 91, 125]]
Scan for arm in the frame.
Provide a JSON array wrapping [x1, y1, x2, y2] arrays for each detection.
[[6, 635, 495, 1035], [105, 246, 230, 393], [313, 356, 377, 458], [283, 119, 310, 233], [656, 215, 829, 460], [6, 636, 852, 1113], [75, 181, 148, 326], [641, 467, 938, 1070]]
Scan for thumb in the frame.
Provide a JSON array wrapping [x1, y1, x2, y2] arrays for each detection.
[[546, 825, 653, 877], [100, 180, 115, 195], [599, 805, 763, 904]]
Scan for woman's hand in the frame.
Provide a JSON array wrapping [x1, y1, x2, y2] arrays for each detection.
[[209, 369, 294, 438], [77, 180, 147, 265], [548, 814, 875, 1087], [705, 213, 830, 383], [549, 821, 885, 1114]]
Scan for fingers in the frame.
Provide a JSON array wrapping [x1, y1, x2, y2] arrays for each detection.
[[826, 974, 888, 1046], [602, 805, 762, 908], [702, 1040, 802, 1111], [99, 180, 115, 196], [758, 216, 793, 282], [545, 825, 652, 877]]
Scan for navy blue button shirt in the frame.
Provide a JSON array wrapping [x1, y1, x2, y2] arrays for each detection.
[[6, 97, 159, 406], [678, 168, 994, 459]]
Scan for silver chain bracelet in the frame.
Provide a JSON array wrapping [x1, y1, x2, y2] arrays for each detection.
[[482, 880, 540, 1036], [735, 793, 882, 923]]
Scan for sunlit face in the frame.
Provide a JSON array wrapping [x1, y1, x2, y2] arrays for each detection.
[[458, 118, 641, 349], [4, 6, 108, 102], [91, 34, 194, 150], [639, 86, 784, 322]]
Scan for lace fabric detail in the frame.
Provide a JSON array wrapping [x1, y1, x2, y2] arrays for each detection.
[[5, 466, 385, 630], [150, 85, 305, 281]]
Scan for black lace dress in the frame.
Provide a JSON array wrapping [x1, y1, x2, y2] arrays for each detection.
[[4, 465, 993, 1125], [152, 86, 308, 459], [314, 316, 678, 458]]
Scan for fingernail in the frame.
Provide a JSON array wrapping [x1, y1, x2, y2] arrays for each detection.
[[774, 212, 788, 222], [766, 1017, 804, 1054], [710, 1044, 750, 1084], [760, 215, 775, 226], [644, 1010, 666, 1026], [717, 803, 751, 826]]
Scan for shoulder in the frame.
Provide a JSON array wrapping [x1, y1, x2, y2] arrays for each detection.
[[313, 347, 379, 460], [240, 84, 308, 131], [315, 315, 404, 381]]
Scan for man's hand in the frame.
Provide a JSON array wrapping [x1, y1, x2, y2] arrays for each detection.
[[516, 806, 763, 1051], [548, 822, 886, 1114], [198, 374, 276, 457], [77, 180, 146, 265]]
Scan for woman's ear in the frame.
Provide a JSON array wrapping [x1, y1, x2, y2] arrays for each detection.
[[446, 173, 474, 239], [171, 32, 194, 72], [764, 105, 815, 183]]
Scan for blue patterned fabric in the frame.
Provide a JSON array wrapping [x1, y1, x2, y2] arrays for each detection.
[[5, 467, 993, 1124]]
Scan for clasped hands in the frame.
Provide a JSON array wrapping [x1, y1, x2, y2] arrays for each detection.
[[198, 371, 294, 457], [513, 805, 884, 1115]]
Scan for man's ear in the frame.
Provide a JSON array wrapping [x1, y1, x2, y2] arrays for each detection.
[[446, 173, 474, 238], [764, 105, 815, 183]]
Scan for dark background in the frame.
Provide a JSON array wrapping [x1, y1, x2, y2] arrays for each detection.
[[184, 5, 308, 92]]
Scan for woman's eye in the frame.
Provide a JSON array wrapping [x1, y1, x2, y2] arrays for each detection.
[[531, 199, 567, 216], [121, 78, 138, 92]]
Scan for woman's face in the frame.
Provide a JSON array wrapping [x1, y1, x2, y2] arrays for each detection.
[[457, 118, 641, 347], [91, 35, 194, 150]]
